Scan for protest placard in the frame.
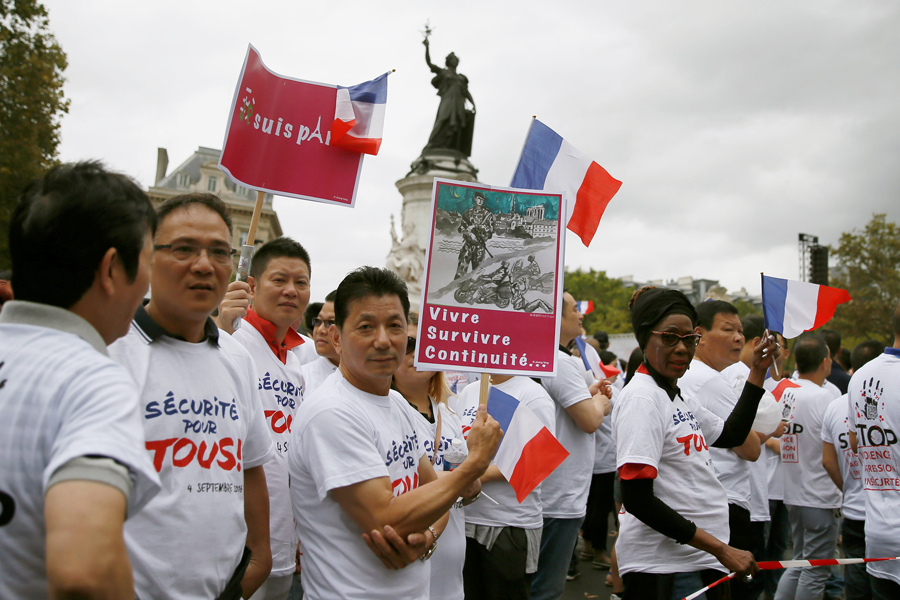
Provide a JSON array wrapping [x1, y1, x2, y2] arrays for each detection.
[[414, 178, 566, 377]]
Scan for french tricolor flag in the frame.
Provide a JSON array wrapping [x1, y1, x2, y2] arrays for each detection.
[[761, 275, 851, 339], [575, 300, 594, 315], [511, 119, 623, 247], [487, 387, 569, 502], [330, 72, 389, 156]]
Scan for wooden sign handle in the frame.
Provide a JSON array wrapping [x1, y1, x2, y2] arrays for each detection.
[[479, 373, 491, 408]]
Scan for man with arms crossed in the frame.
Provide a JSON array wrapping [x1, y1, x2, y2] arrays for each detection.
[[532, 291, 611, 600], [0, 162, 161, 598], [849, 302, 900, 600], [289, 267, 503, 600], [225, 237, 310, 599], [109, 193, 275, 599]]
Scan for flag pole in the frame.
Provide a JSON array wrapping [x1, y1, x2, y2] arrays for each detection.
[[479, 372, 491, 409], [231, 190, 266, 329]]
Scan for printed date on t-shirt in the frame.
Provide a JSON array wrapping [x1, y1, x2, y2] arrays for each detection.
[[188, 483, 245, 493]]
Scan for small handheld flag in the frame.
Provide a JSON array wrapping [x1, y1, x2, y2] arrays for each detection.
[[331, 72, 389, 155], [761, 275, 851, 339], [486, 387, 569, 502], [575, 300, 594, 315], [511, 119, 622, 247]]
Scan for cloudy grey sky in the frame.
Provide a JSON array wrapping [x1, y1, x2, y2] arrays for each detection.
[[43, 0, 900, 302]]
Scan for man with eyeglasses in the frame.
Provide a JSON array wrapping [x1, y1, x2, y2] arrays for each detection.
[[227, 237, 310, 600], [301, 291, 340, 394], [108, 193, 276, 600], [679, 301, 764, 600]]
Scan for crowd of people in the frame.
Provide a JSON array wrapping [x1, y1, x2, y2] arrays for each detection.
[[0, 161, 899, 600]]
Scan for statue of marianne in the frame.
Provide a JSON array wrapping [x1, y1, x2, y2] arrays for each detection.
[[422, 32, 476, 157]]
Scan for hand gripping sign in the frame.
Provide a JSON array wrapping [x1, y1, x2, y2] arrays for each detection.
[[414, 179, 566, 379]]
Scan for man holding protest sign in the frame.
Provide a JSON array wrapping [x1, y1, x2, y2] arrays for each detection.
[[229, 237, 310, 600], [109, 193, 275, 600], [289, 267, 503, 600]]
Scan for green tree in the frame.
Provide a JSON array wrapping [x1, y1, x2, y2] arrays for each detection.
[[830, 214, 900, 346], [0, 0, 68, 269], [564, 268, 633, 335]]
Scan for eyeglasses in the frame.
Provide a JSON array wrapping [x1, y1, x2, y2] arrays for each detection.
[[154, 244, 237, 264], [652, 330, 702, 348], [406, 336, 417, 354], [313, 318, 335, 329]]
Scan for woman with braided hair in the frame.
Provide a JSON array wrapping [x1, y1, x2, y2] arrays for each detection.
[[612, 286, 779, 599]]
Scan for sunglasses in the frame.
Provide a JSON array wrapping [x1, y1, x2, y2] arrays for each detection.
[[652, 330, 702, 348], [406, 336, 416, 354]]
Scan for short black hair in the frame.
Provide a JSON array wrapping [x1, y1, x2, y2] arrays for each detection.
[[598, 350, 618, 365], [741, 314, 766, 342], [794, 333, 829, 375], [249, 236, 311, 279], [851, 340, 884, 372], [156, 192, 232, 232], [302, 302, 323, 332], [324, 290, 337, 303], [335, 267, 409, 329], [9, 161, 156, 308], [696, 300, 739, 331], [820, 329, 841, 358]]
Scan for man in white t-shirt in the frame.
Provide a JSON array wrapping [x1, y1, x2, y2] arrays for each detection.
[[301, 291, 340, 394], [289, 266, 503, 600], [684, 306, 782, 600], [775, 333, 842, 600], [109, 193, 276, 600], [0, 162, 161, 598], [848, 302, 900, 600], [532, 291, 611, 600], [227, 237, 311, 600]]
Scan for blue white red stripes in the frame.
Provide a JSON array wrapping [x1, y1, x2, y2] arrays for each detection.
[[575, 300, 594, 315], [761, 275, 851, 339], [510, 119, 622, 247], [486, 387, 569, 502], [331, 72, 389, 155]]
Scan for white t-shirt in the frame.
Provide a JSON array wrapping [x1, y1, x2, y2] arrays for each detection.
[[540, 351, 595, 518], [680, 360, 752, 512], [108, 317, 276, 600], [762, 377, 788, 501], [456, 376, 556, 529], [232, 322, 305, 577], [613, 370, 728, 575], [407, 400, 466, 600], [301, 355, 339, 395], [722, 361, 770, 521], [289, 333, 319, 365], [289, 371, 429, 600], [594, 386, 618, 474], [820, 395, 864, 521], [779, 379, 841, 509], [848, 349, 900, 584], [0, 306, 161, 599]]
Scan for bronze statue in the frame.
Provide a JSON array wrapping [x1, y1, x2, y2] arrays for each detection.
[[422, 26, 476, 157]]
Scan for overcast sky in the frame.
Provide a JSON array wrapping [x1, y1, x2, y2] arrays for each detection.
[[42, 0, 900, 302]]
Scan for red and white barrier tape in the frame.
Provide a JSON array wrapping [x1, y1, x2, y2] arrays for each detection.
[[682, 557, 900, 600]]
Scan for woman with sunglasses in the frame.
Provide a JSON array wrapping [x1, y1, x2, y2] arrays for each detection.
[[612, 286, 778, 600], [392, 313, 479, 600]]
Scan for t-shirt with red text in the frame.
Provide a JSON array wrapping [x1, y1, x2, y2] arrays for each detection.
[[821, 394, 864, 521], [109, 322, 275, 600], [232, 322, 304, 578], [612, 370, 728, 576], [289, 371, 428, 600], [848, 349, 900, 584]]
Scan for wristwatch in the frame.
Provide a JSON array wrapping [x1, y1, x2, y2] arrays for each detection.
[[420, 526, 439, 561]]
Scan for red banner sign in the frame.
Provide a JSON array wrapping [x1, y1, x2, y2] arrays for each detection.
[[414, 179, 566, 377], [219, 44, 364, 207]]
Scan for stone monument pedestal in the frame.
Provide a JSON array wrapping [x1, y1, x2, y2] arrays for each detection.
[[386, 149, 479, 311]]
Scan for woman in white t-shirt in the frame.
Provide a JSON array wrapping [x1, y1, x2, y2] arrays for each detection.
[[613, 286, 777, 600], [392, 314, 478, 600]]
